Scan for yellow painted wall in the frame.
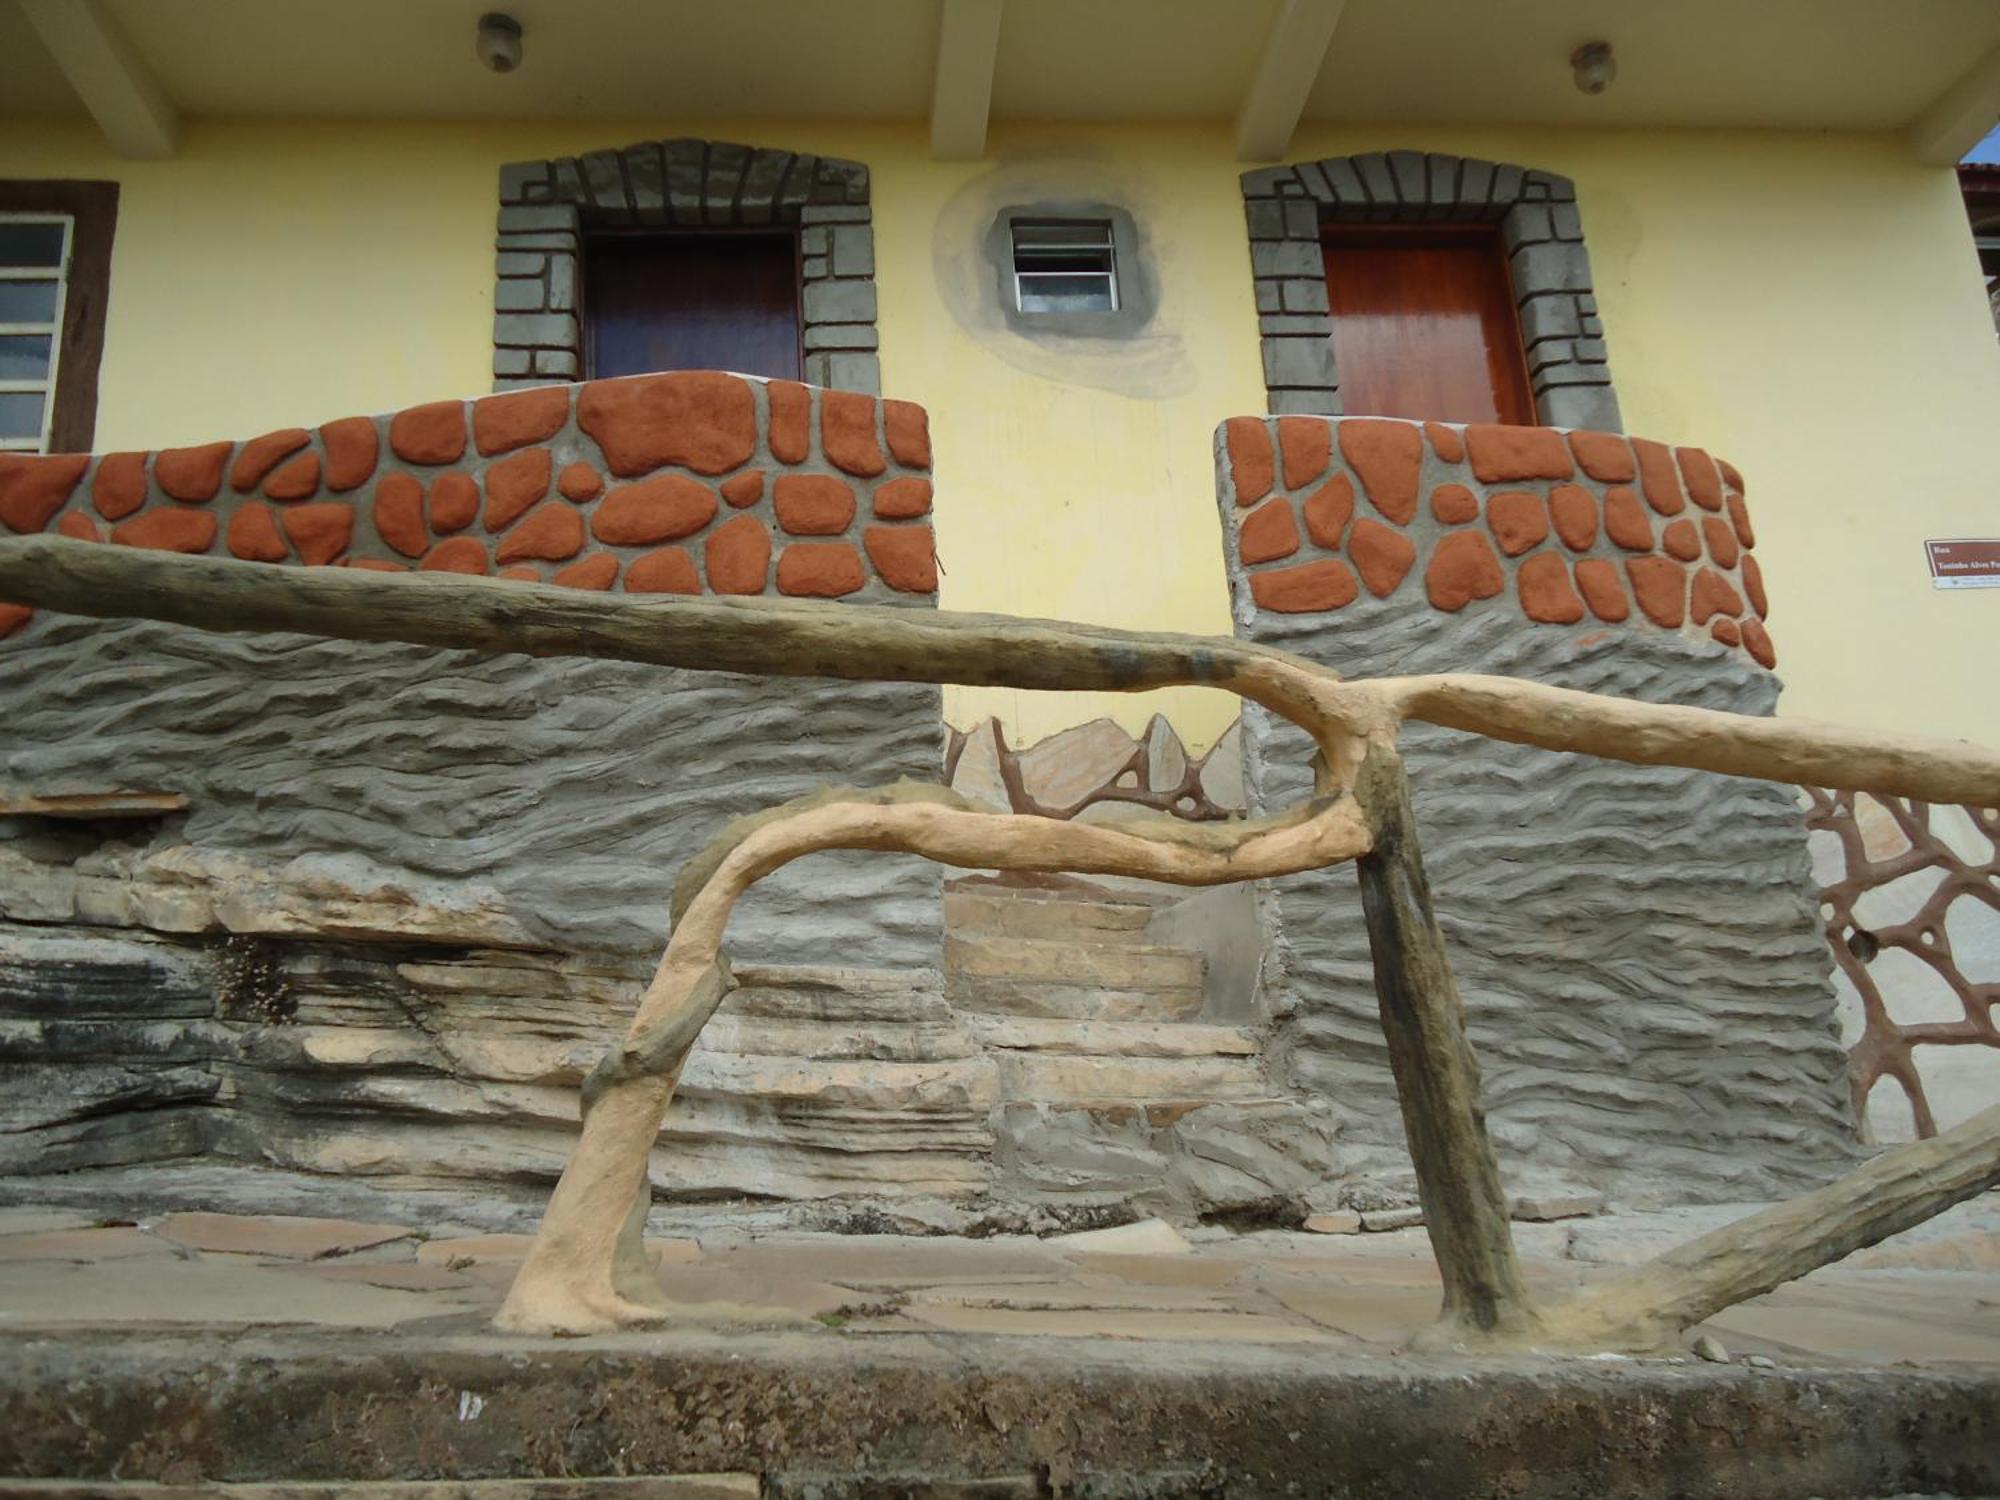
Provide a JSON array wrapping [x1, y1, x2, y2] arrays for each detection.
[[2, 119, 1996, 751]]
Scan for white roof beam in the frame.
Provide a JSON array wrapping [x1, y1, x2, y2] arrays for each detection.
[[931, 0, 1004, 161], [1909, 39, 2000, 166], [18, 0, 180, 160], [1234, 0, 1347, 163]]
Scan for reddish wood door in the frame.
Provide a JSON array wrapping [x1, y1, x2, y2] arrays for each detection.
[[584, 231, 802, 382], [1321, 226, 1534, 425]]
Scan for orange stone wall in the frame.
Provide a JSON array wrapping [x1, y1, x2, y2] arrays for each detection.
[[0, 371, 938, 637], [1218, 415, 1771, 668]]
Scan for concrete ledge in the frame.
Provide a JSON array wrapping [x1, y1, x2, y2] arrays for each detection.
[[3, 1328, 1996, 1498]]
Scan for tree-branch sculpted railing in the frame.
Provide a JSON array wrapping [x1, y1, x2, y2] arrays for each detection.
[[2, 531, 1996, 1348]]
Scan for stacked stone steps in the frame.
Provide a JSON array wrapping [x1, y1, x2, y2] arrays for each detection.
[[944, 930, 1207, 1023]]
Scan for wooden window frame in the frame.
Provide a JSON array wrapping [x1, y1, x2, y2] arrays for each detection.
[[0, 181, 116, 454]]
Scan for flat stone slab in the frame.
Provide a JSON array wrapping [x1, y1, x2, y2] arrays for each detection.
[[1049, 1218, 1192, 1256], [0, 1258, 471, 1329], [898, 1303, 1342, 1343], [0, 1226, 181, 1264], [151, 1211, 415, 1260]]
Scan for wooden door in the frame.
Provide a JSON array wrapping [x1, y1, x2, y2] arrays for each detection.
[[584, 231, 802, 382], [1321, 226, 1535, 425]]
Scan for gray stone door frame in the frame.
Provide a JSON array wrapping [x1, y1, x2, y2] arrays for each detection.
[[1242, 150, 1621, 430], [493, 139, 881, 395]]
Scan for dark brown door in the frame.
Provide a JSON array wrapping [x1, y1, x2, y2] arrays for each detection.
[[584, 231, 802, 382], [1321, 226, 1534, 425]]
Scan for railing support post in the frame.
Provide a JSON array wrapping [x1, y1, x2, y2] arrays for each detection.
[[1351, 738, 1542, 1342]]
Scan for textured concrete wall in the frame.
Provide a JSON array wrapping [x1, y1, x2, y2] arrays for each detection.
[[1217, 415, 1859, 1203]]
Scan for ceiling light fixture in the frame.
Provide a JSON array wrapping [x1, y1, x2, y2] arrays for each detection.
[[477, 13, 524, 74], [1570, 41, 1616, 96]]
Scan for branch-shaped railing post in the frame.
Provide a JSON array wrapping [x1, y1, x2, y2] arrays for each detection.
[[1351, 739, 1542, 1343]]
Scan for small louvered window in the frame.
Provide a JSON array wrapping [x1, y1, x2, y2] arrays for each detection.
[[1010, 219, 1118, 314]]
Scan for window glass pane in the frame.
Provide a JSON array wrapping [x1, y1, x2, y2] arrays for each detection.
[[0, 280, 59, 324], [1012, 221, 1112, 249], [0, 334, 52, 380], [1013, 249, 1116, 275], [0, 221, 66, 268], [0, 391, 45, 440], [1017, 273, 1117, 314]]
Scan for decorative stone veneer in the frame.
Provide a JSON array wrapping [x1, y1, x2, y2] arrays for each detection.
[[1216, 414, 1858, 1204], [0, 371, 937, 639], [1806, 789, 2000, 1143], [1241, 151, 1619, 429], [945, 716, 1245, 823], [1218, 415, 1771, 667], [495, 140, 881, 395], [0, 374, 941, 963]]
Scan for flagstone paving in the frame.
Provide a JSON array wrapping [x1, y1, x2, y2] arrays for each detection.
[[0, 1201, 1995, 1369]]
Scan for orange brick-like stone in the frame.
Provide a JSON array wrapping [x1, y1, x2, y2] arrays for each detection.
[[1566, 430, 1635, 483], [1677, 447, 1724, 512], [1701, 515, 1740, 570], [1603, 487, 1653, 551], [1688, 566, 1744, 625], [627, 547, 701, 594], [559, 462, 604, 503], [321, 417, 379, 492], [473, 385, 568, 456], [1277, 417, 1330, 490], [1339, 419, 1422, 525], [1424, 422, 1464, 464], [0, 603, 32, 637], [778, 542, 865, 597], [1548, 485, 1597, 551], [1710, 618, 1742, 647], [1224, 417, 1273, 506], [373, 474, 427, 558], [768, 381, 811, 465], [1742, 617, 1777, 669], [1430, 484, 1479, 525], [1239, 499, 1300, 564], [592, 475, 718, 546], [1626, 555, 1686, 628], [1425, 531, 1505, 612], [820, 389, 886, 478], [774, 474, 857, 536], [111, 507, 218, 553], [484, 448, 551, 532], [1630, 438, 1684, 516], [281, 502, 354, 566], [263, 452, 321, 502], [721, 470, 766, 509], [348, 558, 407, 573], [1517, 552, 1585, 624], [389, 401, 467, 466], [1742, 553, 1768, 619], [0, 453, 88, 532], [551, 554, 619, 590], [1726, 492, 1756, 549], [884, 399, 931, 469], [1249, 559, 1358, 614], [154, 442, 232, 503], [496, 564, 539, 581], [1486, 491, 1548, 557], [1574, 558, 1630, 622], [1302, 474, 1354, 549], [865, 525, 938, 593], [92, 452, 148, 520], [577, 372, 756, 477], [1347, 516, 1415, 598], [227, 504, 289, 562], [56, 512, 101, 542], [706, 514, 771, 595], [421, 537, 488, 574], [230, 429, 309, 492], [1661, 518, 1701, 562], [873, 477, 932, 519], [497, 502, 586, 564], [428, 473, 479, 534], [1464, 424, 1572, 484], [1718, 458, 1745, 494]]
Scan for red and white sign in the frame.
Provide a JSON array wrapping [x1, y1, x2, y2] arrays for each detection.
[[1925, 539, 2000, 590]]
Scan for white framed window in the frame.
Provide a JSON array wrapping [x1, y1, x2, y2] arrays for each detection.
[[0, 214, 73, 454], [1010, 219, 1119, 314]]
